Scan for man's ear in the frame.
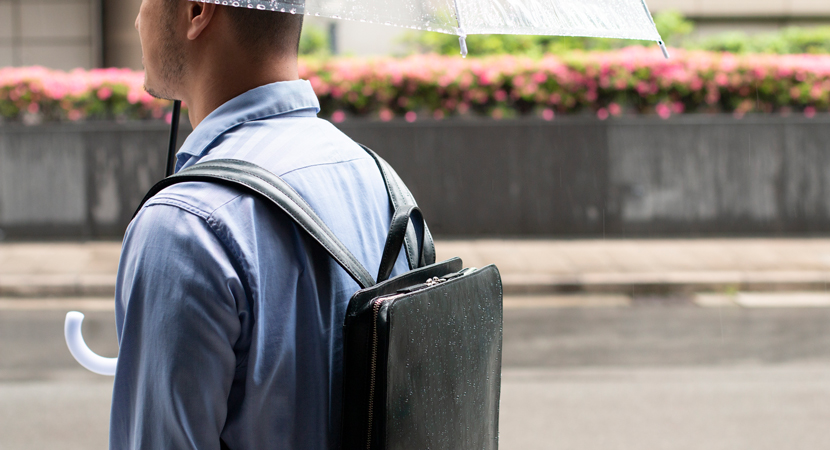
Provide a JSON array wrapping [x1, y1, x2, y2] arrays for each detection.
[[186, 1, 216, 40]]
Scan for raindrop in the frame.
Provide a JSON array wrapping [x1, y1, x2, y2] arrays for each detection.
[[280, 7, 285, 11], [289, 7, 296, 13], [314, 12, 320, 16], [256, 4, 265, 8], [231, 1, 239, 6], [222, 1, 228, 4]]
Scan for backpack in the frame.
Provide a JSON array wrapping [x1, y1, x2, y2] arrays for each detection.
[[137, 144, 503, 450]]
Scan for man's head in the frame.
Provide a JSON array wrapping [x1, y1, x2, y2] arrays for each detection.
[[136, 0, 303, 101]]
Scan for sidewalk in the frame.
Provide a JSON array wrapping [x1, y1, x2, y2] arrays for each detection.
[[3, 239, 830, 298]]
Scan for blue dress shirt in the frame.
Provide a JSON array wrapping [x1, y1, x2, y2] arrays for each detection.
[[111, 80, 409, 449]]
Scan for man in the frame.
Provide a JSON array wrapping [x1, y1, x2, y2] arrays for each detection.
[[114, 1, 409, 448]]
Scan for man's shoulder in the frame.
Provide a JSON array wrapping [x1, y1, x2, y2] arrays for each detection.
[[141, 116, 381, 222], [208, 116, 371, 174]]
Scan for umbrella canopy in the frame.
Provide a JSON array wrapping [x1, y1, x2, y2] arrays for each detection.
[[208, 0, 667, 57]]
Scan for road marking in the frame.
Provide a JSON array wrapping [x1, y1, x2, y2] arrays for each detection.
[[503, 295, 631, 309], [0, 298, 114, 311], [734, 292, 830, 308], [694, 294, 738, 308]]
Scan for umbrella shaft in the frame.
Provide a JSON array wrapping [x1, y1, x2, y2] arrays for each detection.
[[166, 100, 182, 177]]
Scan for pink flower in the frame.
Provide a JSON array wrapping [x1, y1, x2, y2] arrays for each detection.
[[379, 109, 393, 121], [810, 84, 824, 100], [127, 91, 141, 104], [790, 87, 802, 101], [655, 103, 671, 119], [97, 87, 112, 100], [608, 103, 622, 116], [596, 108, 609, 120], [542, 108, 555, 121], [804, 106, 816, 118], [404, 111, 417, 123], [331, 110, 346, 123], [67, 109, 83, 121]]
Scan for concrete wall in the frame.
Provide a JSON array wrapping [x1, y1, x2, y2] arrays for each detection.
[[0, 122, 173, 238], [1, 116, 830, 240]]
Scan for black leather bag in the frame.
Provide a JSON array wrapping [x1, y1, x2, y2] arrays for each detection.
[[136, 147, 503, 450]]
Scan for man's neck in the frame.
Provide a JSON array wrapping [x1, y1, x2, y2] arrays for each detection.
[[182, 54, 299, 128]]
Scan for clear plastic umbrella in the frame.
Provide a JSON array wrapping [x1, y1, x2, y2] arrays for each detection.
[[219, 0, 667, 57]]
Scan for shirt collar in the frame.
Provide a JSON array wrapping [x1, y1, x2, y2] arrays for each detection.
[[176, 79, 320, 171]]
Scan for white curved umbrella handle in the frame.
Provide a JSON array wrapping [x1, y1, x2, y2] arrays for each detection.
[[64, 311, 117, 376]]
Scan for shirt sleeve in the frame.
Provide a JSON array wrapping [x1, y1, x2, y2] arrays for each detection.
[[110, 201, 245, 450]]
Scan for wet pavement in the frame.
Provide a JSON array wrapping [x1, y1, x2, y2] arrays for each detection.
[[1, 299, 829, 449]]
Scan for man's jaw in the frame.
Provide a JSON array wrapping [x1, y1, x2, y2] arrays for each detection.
[[143, 71, 178, 101]]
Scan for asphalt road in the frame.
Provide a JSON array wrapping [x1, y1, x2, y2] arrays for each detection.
[[1, 301, 830, 449]]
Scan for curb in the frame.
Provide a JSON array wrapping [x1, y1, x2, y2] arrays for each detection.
[[4, 271, 830, 298], [501, 271, 830, 295], [0, 275, 116, 298]]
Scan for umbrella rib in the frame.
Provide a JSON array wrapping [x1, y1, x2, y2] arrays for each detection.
[[638, 0, 670, 59], [452, 0, 468, 57]]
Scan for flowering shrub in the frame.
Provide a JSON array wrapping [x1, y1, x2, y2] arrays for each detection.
[[305, 48, 830, 121], [0, 67, 168, 124], [2, 48, 830, 124]]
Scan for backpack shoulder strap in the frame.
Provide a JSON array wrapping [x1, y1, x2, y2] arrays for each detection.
[[133, 158, 376, 290], [359, 144, 436, 268]]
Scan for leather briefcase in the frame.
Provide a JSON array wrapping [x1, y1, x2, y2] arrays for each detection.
[[137, 146, 503, 450]]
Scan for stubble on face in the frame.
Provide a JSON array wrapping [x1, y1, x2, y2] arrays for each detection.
[[144, 1, 186, 100]]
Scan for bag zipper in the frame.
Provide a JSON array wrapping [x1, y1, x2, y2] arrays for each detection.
[[364, 267, 477, 449], [366, 296, 392, 449]]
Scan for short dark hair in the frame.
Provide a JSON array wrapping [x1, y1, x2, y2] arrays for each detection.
[[166, 2, 304, 57], [224, 6, 304, 57]]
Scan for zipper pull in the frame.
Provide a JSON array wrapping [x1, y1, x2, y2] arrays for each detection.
[[425, 276, 447, 286]]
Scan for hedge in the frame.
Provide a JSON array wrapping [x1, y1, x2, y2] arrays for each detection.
[[2, 47, 829, 124]]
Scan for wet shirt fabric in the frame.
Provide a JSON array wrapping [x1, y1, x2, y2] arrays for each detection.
[[111, 80, 408, 450]]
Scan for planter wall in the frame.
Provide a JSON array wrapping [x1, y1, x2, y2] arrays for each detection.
[[1, 116, 830, 240]]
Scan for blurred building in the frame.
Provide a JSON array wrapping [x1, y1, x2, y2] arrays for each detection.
[[648, 0, 830, 36], [1, 0, 829, 70], [1, 0, 103, 69]]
